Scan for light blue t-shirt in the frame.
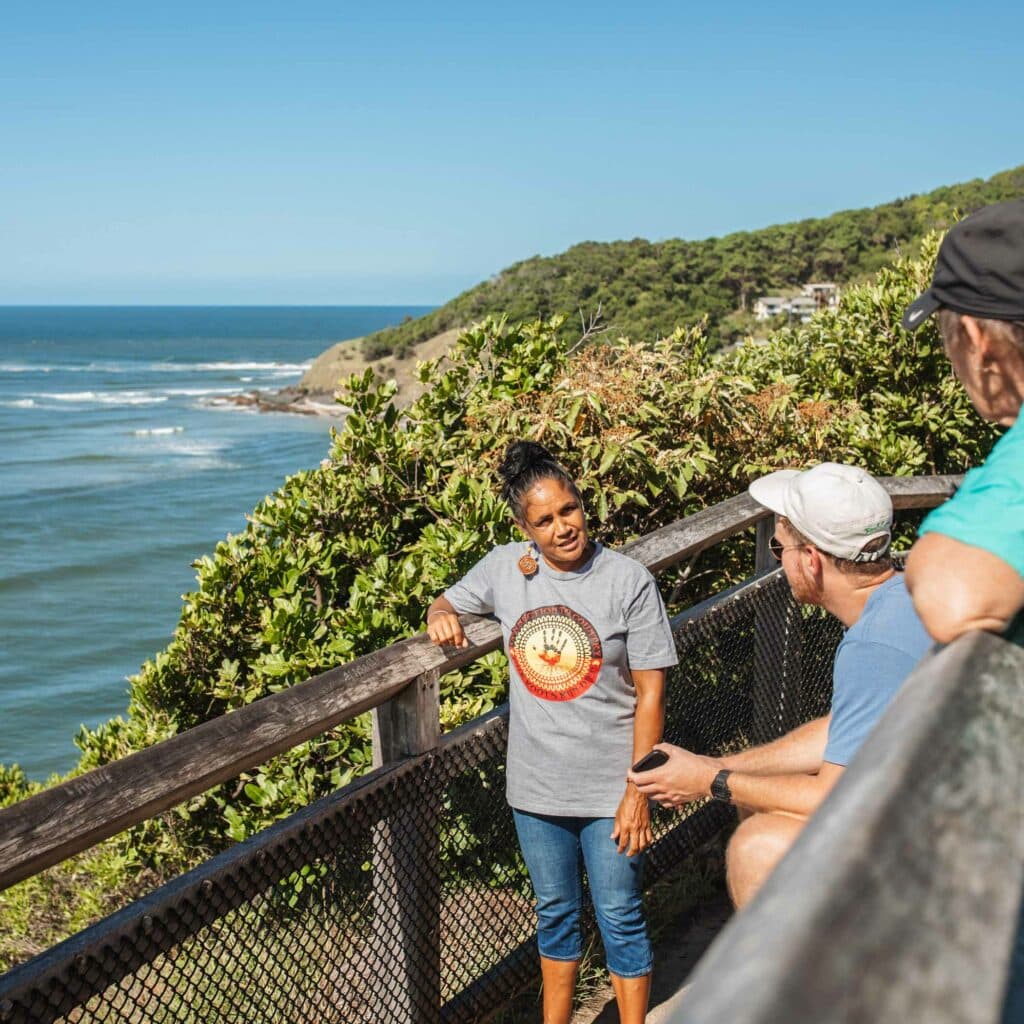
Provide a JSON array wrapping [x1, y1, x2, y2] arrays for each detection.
[[824, 574, 932, 766], [919, 415, 1024, 644]]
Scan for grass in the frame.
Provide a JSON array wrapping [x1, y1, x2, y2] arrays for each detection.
[[0, 839, 163, 973]]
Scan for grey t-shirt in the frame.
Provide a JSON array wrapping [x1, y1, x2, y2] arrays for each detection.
[[445, 541, 678, 817]]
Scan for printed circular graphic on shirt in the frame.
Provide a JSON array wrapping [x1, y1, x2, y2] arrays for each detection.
[[508, 605, 603, 701]]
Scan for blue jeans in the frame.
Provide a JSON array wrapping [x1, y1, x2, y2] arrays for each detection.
[[512, 809, 652, 978]]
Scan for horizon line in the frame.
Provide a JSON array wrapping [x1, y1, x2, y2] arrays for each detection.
[[0, 302, 439, 309]]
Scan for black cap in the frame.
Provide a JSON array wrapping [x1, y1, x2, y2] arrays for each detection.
[[902, 198, 1024, 332]]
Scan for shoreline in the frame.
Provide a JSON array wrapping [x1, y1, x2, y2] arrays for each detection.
[[219, 386, 349, 418], [234, 325, 463, 419]]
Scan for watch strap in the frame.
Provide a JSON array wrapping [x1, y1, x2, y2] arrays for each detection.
[[710, 768, 733, 803]]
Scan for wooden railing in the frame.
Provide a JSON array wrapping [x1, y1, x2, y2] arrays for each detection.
[[0, 475, 961, 894], [663, 630, 1024, 1024]]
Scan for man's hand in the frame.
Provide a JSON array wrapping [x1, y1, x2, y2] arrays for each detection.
[[611, 784, 653, 856], [627, 743, 719, 808]]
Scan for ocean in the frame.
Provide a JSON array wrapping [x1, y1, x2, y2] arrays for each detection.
[[0, 306, 432, 780]]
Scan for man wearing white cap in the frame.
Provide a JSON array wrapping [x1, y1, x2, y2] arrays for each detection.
[[630, 462, 932, 908]]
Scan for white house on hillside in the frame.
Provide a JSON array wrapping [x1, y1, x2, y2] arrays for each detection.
[[802, 282, 840, 309], [752, 296, 789, 320], [753, 283, 840, 322], [788, 296, 817, 320]]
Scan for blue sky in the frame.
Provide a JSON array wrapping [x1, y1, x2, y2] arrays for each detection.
[[2, 1, 1022, 304]]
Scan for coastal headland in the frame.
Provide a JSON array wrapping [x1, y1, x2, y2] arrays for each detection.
[[231, 326, 461, 416], [232, 163, 1024, 419]]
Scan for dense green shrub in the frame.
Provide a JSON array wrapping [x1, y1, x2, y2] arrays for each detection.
[[0, 233, 999, 966], [0, 764, 37, 806]]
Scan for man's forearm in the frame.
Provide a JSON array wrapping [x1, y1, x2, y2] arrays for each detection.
[[718, 716, 829, 776], [629, 723, 835, 811], [726, 768, 837, 819]]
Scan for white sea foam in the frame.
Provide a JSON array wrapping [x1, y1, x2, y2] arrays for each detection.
[[162, 387, 241, 396], [152, 360, 312, 373], [200, 360, 311, 372], [162, 439, 234, 467], [68, 363, 132, 374], [3, 363, 128, 374], [55, 362, 152, 374], [132, 426, 185, 436], [1, 398, 37, 407], [204, 397, 259, 414], [5, 360, 312, 377], [32, 391, 169, 406]]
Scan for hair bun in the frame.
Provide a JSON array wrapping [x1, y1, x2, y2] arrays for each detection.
[[498, 440, 556, 485]]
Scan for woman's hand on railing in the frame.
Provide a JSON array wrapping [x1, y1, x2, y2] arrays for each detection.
[[426, 608, 470, 649]]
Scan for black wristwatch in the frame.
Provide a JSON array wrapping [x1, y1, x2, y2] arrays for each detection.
[[710, 768, 733, 804]]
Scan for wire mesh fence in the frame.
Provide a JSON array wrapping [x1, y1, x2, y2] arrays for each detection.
[[0, 568, 843, 1024]]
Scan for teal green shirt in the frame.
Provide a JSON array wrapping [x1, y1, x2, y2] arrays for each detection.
[[921, 415, 1024, 644]]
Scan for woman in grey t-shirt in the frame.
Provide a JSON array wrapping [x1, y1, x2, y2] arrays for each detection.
[[426, 441, 677, 1024]]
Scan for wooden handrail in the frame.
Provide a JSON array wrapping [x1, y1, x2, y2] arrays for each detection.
[[620, 492, 764, 571], [667, 631, 1024, 1024], [620, 475, 961, 571], [879, 473, 962, 508], [0, 621, 501, 892], [0, 474, 962, 893]]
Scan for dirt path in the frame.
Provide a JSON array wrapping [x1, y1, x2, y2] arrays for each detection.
[[573, 899, 732, 1023]]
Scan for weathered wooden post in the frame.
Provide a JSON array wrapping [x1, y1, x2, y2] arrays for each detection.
[[370, 668, 442, 1023], [754, 516, 774, 576]]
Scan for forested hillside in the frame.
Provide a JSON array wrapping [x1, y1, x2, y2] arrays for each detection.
[[363, 165, 1024, 358]]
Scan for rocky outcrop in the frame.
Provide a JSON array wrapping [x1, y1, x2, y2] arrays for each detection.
[[236, 327, 464, 418], [294, 328, 462, 409]]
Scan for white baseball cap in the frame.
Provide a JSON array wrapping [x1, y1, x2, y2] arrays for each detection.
[[748, 463, 893, 562]]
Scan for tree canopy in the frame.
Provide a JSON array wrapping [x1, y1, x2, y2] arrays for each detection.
[[361, 165, 1024, 359]]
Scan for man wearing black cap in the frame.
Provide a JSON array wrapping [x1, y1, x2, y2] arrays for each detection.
[[901, 199, 1024, 645]]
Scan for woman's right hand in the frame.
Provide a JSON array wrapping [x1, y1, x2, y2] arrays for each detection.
[[426, 610, 469, 648]]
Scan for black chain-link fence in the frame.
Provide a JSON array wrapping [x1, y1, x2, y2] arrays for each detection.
[[0, 568, 842, 1024]]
